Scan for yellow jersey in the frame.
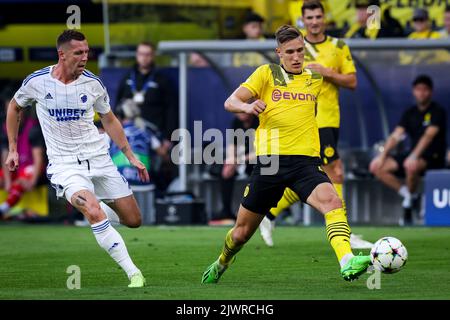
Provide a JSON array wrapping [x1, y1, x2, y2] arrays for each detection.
[[408, 30, 442, 39], [400, 30, 448, 65], [241, 63, 323, 157], [304, 36, 356, 128]]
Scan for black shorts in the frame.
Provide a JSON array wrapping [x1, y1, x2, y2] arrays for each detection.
[[393, 153, 446, 177], [319, 127, 340, 165], [241, 155, 331, 215]]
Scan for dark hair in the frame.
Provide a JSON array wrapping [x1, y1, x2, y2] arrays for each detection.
[[413, 74, 433, 89], [275, 25, 303, 45], [301, 0, 325, 15], [137, 41, 155, 50], [445, 5, 450, 12], [57, 29, 85, 48], [244, 12, 265, 24]]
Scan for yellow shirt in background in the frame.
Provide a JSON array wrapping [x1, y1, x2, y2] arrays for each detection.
[[408, 30, 443, 39], [400, 30, 448, 65], [304, 36, 356, 128]]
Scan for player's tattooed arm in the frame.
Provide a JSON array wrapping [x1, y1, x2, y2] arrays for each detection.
[[100, 110, 138, 163], [75, 195, 87, 207]]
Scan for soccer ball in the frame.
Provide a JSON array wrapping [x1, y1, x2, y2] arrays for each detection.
[[370, 237, 408, 274]]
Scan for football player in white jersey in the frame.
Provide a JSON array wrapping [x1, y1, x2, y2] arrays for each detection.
[[5, 30, 149, 288]]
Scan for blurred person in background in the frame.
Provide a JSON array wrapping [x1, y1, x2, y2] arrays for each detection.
[[343, 0, 381, 39], [116, 41, 177, 192], [343, 0, 403, 39], [407, 8, 442, 39], [439, 6, 450, 38], [400, 8, 446, 65], [369, 75, 447, 226], [116, 41, 178, 141], [378, 4, 404, 38], [110, 99, 170, 192], [232, 12, 271, 67], [209, 112, 258, 224], [0, 100, 46, 220], [189, 52, 210, 67]]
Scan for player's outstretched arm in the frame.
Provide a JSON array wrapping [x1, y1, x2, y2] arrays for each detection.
[[5, 98, 23, 171], [224, 86, 266, 116], [100, 111, 150, 183]]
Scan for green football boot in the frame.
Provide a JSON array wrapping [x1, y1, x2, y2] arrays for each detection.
[[201, 258, 235, 284], [340, 253, 372, 282], [128, 271, 146, 288]]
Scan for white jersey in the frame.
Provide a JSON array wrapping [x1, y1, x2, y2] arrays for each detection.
[[14, 65, 111, 163]]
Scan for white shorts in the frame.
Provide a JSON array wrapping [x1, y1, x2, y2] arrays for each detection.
[[46, 154, 133, 203]]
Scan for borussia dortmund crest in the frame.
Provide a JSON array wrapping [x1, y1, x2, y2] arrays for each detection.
[[324, 145, 335, 158]]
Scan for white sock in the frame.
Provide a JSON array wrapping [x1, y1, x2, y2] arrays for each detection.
[[339, 253, 354, 268], [99, 201, 120, 225], [398, 185, 410, 198], [0, 202, 10, 214], [398, 185, 412, 208], [91, 219, 140, 279]]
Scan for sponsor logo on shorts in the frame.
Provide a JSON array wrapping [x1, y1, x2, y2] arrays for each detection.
[[271, 89, 316, 102]]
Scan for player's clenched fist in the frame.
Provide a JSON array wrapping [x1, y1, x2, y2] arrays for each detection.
[[245, 99, 266, 116], [5, 151, 19, 171]]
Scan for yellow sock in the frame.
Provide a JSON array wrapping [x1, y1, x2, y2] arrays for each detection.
[[269, 188, 300, 217], [333, 183, 347, 216], [325, 208, 352, 263], [218, 228, 243, 266]]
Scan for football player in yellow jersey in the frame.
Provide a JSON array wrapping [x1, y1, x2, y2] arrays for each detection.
[[202, 25, 371, 284], [259, 0, 373, 250]]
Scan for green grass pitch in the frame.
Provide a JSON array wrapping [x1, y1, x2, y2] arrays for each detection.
[[0, 225, 449, 300]]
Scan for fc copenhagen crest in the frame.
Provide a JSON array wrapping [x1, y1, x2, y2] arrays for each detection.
[[79, 93, 88, 103]]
